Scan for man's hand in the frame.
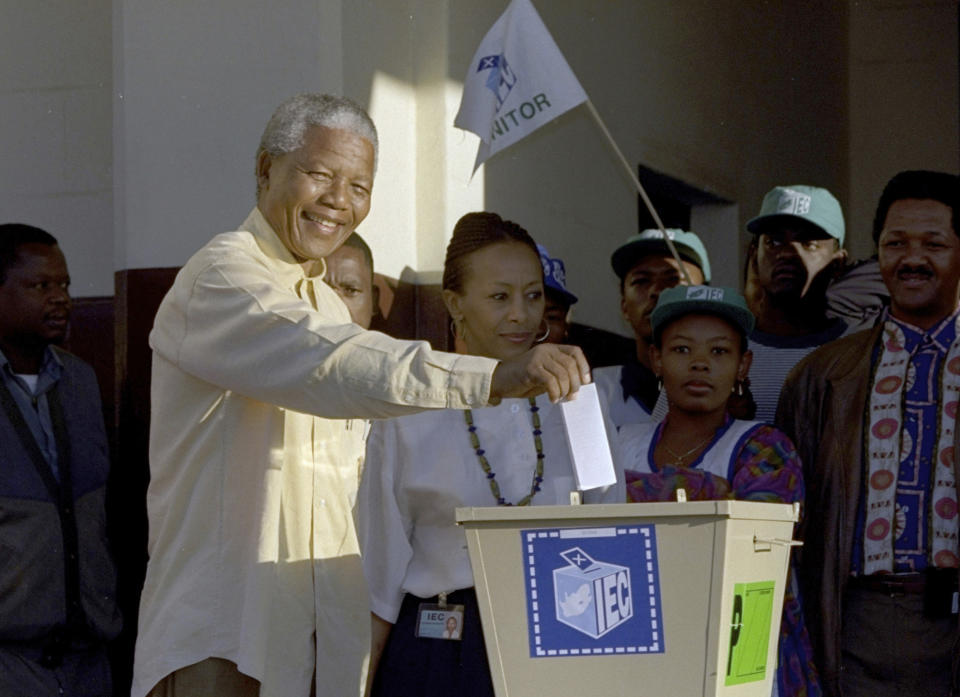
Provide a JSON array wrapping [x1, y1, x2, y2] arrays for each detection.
[[490, 344, 591, 404]]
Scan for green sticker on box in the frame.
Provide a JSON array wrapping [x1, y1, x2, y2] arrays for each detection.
[[724, 580, 775, 686]]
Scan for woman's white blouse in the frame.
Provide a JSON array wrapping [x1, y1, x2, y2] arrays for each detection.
[[356, 395, 577, 623]]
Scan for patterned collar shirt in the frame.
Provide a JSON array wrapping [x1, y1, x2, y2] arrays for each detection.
[[853, 308, 960, 573]]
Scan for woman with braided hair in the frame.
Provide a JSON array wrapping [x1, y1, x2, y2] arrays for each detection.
[[356, 212, 601, 696]]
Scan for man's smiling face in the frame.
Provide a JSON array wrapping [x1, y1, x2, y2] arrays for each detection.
[[256, 125, 374, 272], [878, 198, 960, 329]]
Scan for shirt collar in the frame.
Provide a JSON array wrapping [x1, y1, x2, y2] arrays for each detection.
[[0, 344, 63, 389], [247, 207, 328, 283], [883, 306, 960, 355]]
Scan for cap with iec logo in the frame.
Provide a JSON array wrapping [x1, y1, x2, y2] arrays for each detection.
[[746, 185, 845, 245], [650, 285, 755, 343]]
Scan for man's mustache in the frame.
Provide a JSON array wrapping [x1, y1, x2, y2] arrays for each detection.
[[896, 264, 934, 279]]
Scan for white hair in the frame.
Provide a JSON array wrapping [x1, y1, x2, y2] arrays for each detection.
[[256, 93, 379, 194]]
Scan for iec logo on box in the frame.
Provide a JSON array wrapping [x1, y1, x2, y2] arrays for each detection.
[[521, 525, 664, 658], [554, 547, 631, 638]]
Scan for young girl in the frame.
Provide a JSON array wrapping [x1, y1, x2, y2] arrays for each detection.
[[356, 212, 583, 697], [614, 284, 820, 697]]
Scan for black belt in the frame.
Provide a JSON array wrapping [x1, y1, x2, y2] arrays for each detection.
[[849, 568, 958, 618], [849, 572, 927, 595]]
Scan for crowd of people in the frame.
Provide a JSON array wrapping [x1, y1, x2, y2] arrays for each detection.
[[1, 92, 957, 697]]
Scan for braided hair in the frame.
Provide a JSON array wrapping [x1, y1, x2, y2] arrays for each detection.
[[442, 212, 541, 294]]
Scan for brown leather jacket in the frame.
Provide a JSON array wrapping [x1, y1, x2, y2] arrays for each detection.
[[777, 324, 960, 696]]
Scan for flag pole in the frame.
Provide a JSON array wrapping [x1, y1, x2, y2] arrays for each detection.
[[584, 100, 693, 285]]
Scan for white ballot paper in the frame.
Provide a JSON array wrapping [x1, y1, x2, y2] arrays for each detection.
[[559, 382, 617, 491]]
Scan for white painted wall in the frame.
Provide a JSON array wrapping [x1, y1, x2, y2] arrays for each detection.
[[847, 0, 959, 261], [113, 0, 345, 271], [0, 0, 113, 296], [2, 0, 956, 323]]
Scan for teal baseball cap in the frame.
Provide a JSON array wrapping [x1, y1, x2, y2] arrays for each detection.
[[746, 185, 845, 245], [610, 228, 711, 283], [650, 285, 755, 343]]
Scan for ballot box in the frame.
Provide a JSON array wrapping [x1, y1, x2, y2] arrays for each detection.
[[456, 500, 799, 697]]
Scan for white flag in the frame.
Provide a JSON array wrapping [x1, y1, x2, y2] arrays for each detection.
[[454, 0, 587, 171]]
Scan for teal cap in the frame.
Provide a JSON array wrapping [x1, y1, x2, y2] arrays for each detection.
[[610, 228, 711, 283], [651, 285, 755, 343], [747, 185, 845, 245]]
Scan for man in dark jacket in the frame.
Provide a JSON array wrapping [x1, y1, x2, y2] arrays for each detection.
[[0, 223, 121, 696], [778, 171, 960, 697]]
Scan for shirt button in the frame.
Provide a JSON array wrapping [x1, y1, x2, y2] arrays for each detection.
[[319, 499, 327, 507]]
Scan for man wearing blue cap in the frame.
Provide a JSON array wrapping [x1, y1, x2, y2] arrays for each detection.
[[537, 245, 578, 345], [744, 185, 849, 422], [594, 229, 709, 428]]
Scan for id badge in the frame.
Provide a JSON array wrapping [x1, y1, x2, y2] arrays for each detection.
[[415, 603, 464, 640]]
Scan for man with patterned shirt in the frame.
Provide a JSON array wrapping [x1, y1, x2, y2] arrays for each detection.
[[778, 170, 960, 697]]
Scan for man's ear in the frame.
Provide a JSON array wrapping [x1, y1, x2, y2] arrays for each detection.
[[256, 150, 273, 195], [831, 247, 849, 270]]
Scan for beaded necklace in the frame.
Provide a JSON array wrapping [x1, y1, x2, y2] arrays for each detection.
[[463, 397, 544, 506]]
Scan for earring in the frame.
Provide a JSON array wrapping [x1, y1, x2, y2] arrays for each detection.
[[535, 321, 550, 343], [733, 380, 744, 396], [656, 376, 663, 392]]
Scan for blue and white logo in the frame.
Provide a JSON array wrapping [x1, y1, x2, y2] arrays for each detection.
[[776, 188, 812, 215], [522, 525, 664, 658], [554, 547, 632, 638], [476, 53, 518, 110], [686, 286, 725, 302]]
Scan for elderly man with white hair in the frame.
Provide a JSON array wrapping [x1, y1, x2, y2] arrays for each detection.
[[132, 93, 590, 697]]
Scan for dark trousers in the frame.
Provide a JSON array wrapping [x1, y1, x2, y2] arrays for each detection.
[[840, 585, 957, 697]]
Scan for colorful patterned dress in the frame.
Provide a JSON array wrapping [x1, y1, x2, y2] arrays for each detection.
[[618, 415, 822, 697]]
